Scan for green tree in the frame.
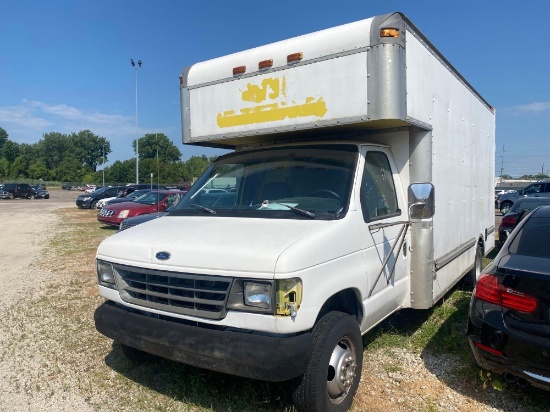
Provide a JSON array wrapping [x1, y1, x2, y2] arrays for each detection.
[[28, 160, 50, 180], [1, 140, 21, 163], [106, 159, 136, 185], [184, 155, 211, 181], [133, 133, 181, 163], [9, 155, 29, 179], [0, 158, 9, 179], [0, 127, 8, 153], [71, 130, 111, 172], [37, 132, 72, 170]]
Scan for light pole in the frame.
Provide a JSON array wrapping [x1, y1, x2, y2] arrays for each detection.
[[102, 144, 106, 187], [131, 58, 142, 183]]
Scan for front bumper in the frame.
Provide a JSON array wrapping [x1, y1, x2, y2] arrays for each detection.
[[76, 199, 92, 208], [97, 215, 122, 226], [95, 301, 312, 381]]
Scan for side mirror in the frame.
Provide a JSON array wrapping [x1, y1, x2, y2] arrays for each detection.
[[408, 183, 435, 222]]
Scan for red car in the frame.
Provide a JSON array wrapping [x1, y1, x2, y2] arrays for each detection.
[[97, 190, 186, 227]]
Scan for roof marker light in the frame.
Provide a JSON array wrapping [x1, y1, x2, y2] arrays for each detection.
[[233, 66, 246, 76], [380, 28, 399, 38], [258, 59, 273, 70], [287, 52, 303, 63]]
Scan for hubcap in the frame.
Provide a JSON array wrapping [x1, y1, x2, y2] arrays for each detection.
[[327, 337, 356, 404]]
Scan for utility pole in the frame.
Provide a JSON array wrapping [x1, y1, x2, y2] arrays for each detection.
[[131, 58, 142, 184], [499, 144, 505, 178]]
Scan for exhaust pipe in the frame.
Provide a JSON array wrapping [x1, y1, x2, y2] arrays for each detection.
[[504, 373, 516, 384], [516, 377, 529, 388]]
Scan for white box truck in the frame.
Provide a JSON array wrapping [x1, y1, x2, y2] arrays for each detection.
[[94, 12, 495, 411]]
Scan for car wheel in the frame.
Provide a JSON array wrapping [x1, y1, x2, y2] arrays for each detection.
[[90, 200, 98, 209], [499, 201, 512, 215], [8, 193, 13, 200], [463, 243, 482, 289], [292, 311, 362, 412], [120, 343, 157, 362]]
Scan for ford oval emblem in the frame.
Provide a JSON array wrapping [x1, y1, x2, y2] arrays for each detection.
[[155, 251, 171, 261]]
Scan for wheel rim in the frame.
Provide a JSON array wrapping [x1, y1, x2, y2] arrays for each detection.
[[327, 336, 357, 404]]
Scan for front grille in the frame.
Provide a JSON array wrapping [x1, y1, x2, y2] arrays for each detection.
[[99, 209, 116, 217], [114, 265, 233, 320]]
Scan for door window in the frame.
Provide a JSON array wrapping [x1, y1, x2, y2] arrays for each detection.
[[360, 151, 399, 222]]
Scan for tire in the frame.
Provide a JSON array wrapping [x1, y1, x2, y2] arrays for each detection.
[[90, 200, 98, 209], [292, 311, 362, 412], [8, 193, 13, 200], [120, 344, 157, 362], [499, 201, 512, 215], [463, 243, 482, 289]]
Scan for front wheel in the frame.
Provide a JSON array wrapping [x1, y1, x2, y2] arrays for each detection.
[[292, 311, 362, 412], [90, 200, 98, 209]]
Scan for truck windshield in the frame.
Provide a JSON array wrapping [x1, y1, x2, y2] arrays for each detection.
[[172, 144, 358, 220]]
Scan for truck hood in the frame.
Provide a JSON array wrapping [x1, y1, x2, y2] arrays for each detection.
[[96, 215, 336, 277]]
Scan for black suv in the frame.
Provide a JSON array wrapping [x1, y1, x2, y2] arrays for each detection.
[[1, 183, 33, 199], [76, 186, 127, 209]]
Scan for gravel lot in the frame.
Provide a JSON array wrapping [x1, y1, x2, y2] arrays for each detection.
[[0, 193, 545, 412]]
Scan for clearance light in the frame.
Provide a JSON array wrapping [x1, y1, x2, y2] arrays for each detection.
[[258, 59, 273, 70], [233, 65, 246, 76], [380, 28, 399, 38], [287, 52, 303, 63]]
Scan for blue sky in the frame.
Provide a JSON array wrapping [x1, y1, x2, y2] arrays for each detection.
[[1, 0, 549, 177]]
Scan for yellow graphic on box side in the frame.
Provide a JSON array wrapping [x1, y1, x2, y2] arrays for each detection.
[[217, 76, 327, 128]]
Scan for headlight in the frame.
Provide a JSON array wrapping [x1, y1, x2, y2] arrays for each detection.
[[83, 196, 92, 201], [244, 282, 272, 309], [118, 210, 130, 218], [97, 260, 116, 288]]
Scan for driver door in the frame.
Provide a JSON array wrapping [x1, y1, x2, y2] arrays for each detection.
[[359, 146, 410, 330]]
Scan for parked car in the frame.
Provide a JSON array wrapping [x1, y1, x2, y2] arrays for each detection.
[[96, 189, 153, 209], [0, 189, 10, 200], [62, 184, 73, 190], [498, 197, 550, 246], [118, 203, 180, 231], [85, 185, 99, 193], [76, 186, 127, 209], [97, 190, 186, 227], [30, 185, 50, 199], [497, 181, 550, 214], [467, 205, 550, 391], [101, 189, 154, 208], [1, 183, 33, 199], [123, 183, 167, 194]]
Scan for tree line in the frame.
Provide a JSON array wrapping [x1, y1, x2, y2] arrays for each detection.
[[0, 127, 217, 185]]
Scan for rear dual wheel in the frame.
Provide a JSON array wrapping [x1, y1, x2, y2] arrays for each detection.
[[292, 311, 362, 412]]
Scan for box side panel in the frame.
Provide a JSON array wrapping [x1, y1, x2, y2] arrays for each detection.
[[406, 30, 495, 300], [186, 52, 370, 144]]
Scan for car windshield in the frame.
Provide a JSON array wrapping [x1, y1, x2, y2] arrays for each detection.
[[127, 190, 150, 199], [172, 144, 358, 220], [92, 187, 110, 195], [133, 191, 166, 205]]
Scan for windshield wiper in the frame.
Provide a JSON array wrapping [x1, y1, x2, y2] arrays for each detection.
[[190, 203, 217, 215], [262, 200, 316, 219]]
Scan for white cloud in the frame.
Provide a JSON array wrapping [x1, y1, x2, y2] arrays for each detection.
[[0, 99, 135, 143], [502, 101, 550, 115]]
